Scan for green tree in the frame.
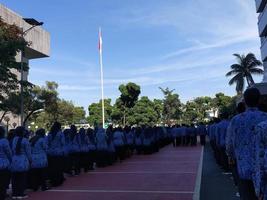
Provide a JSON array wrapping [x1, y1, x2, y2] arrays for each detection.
[[73, 106, 86, 123], [30, 81, 59, 129], [153, 99, 163, 124], [160, 87, 182, 124], [211, 93, 232, 117], [0, 18, 28, 103], [117, 82, 141, 126], [0, 92, 20, 123], [0, 17, 30, 123], [38, 81, 59, 122], [87, 99, 113, 126], [183, 101, 199, 124], [128, 96, 158, 126], [226, 53, 263, 94], [111, 98, 124, 125], [182, 96, 213, 124], [22, 84, 44, 125]]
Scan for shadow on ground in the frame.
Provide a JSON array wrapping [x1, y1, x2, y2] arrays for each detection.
[[200, 144, 239, 200]]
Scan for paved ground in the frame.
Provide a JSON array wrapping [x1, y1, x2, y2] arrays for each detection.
[[200, 144, 239, 200], [28, 145, 203, 200]]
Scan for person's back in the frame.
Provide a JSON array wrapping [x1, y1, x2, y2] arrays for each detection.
[[228, 108, 267, 179], [0, 136, 12, 170], [217, 120, 229, 148], [46, 131, 65, 156], [72, 132, 82, 153], [80, 131, 89, 153], [88, 131, 96, 151], [113, 130, 124, 147], [96, 128, 108, 150], [254, 120, 267, 198], [126, 130, 134, 145], [143, 128, 152, 146], [11, 136, 32, 172], [31, 135, 48, 169], [0, 126, 12, 200], [226, 88, 267, 200], [134, 129, 143, 146]]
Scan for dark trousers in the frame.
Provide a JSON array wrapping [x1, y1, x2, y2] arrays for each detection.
[[0, 169, 9, 200], [135, 145, 142, 154], [173, 137, 181, 147], [107, 152, 116, 165], [88, 151, 96, 169], [231, 163, 240, 187], [80, 152, 89, 172], [70, 153, 81, 175], [48, 156, 64, 187], [219, 147, 229, 171], [239, 179, 257, 200], [96, 150, 108, 167], [200, 135, 206, 146], [29, 168, 47, 191], [115, 146, 125, 160], [63, 155, 72, 174], [12, 172, 27, 197], [190, 135, 197, 146], [182, 136, 187, 145], [186, 135, 191, 145]]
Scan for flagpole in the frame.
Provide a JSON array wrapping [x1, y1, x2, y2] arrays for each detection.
[[99, 27, 105, 129]]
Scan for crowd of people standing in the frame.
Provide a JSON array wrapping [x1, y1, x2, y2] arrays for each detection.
[[0, 121, 181, 200], [208, 88, 267, 200], [2, 87, 267, 200]]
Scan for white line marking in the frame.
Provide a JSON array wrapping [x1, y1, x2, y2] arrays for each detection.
[[86, 171, 196, 174], [49, 189, 194, 194], [124, 161, 199, 164], [193, 146, 204, 200]]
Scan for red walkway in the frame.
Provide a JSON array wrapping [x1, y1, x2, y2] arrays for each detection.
[[28, 145, 203, 200]]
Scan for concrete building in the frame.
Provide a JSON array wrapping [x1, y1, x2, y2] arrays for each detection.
[[0, 4, 50, 128], [254, 0, 267, 95]]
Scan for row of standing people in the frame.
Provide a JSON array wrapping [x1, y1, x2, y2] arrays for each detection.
[[0, 123, 173, 200], [208, 88, 267, 200], [171, 124, 207, 147]]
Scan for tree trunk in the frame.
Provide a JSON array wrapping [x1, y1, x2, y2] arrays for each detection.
[[0, 111, 7, 123], [123, 104, 127, 127], [245, 76, 254, 87], [23, 110, 35, 126]]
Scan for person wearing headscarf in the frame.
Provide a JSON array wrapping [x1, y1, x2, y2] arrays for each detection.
[[134, 127, 143, 154], [106, 125, 116, 165], [63, 128, 72, 175], [69, 125, 81, 175], [197, 122, 207, 146], [87, 128, 96, 170], [113, 127, 126, 161], [0, 126, 12, 200], [10, 126, 32, 199], [79, 128, 90, 172], [46, 122, 65, 187], [126, 127, 135, 155], [29, 128, 48, 191], [7, 129, 15, 148], [143, 127, 153, 154], [95, 126, 108, 167]]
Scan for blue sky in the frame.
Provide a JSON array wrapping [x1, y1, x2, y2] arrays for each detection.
[[1, 0, 263, 114]]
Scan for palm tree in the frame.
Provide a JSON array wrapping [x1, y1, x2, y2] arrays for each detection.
[[226, 53, 263, 94]]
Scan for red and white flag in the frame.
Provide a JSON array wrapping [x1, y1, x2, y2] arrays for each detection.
[[98, 27, 103, 54]]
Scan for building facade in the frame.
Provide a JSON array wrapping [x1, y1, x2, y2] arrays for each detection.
[[252, 0, 267, 95], [0, 4, 50, 128]]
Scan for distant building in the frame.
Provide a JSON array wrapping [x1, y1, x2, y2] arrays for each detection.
[[254, 0, 267, 94], [0, 4, 50, 128]]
